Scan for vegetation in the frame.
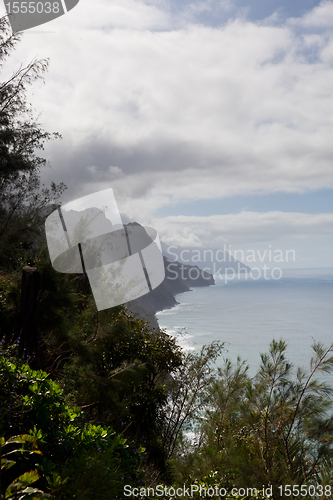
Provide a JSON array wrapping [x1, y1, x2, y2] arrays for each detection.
[[179, 341, 333, 499], [0, 14, 332, 500], [0, 16, 64, 270]]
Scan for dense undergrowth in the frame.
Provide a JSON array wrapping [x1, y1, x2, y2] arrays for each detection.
[[1, 264, 333, 499]]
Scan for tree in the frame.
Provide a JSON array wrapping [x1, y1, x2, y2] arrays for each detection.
[[161, 341, 224, 460], [239, 340, 333, 492], [58, 305, 183, 472], [191, 340, 333, 499], [0, 15, 64, 267]]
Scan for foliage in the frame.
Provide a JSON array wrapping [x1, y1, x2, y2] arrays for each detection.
[[0, 433, 50, 500], [0, 354, 145, 499], [59, 303, 183, 471], [0, 257, 183, 473], [162, 340, 224, 459], [0, 354, 79, 460], [0, 15, 65, 268], [180, 340, 333, 499]]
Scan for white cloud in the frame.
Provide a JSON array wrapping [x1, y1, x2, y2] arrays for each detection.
[[152, 211, 333, 247], [2, 0, 333, 268], [289, 0, 333, 28], [9, 1, 330, 206], [61, 0, 171, 30]]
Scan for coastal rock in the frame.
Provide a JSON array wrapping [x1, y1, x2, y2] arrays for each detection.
[[127, 257, 214, 325]]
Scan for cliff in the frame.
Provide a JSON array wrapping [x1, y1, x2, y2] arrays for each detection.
[[127, 257, 215, 327]]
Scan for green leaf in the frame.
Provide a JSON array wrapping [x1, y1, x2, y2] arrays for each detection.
[[5, 434, 38, 446], [1, 458, 16, 470], [6, 469, 40, 497]]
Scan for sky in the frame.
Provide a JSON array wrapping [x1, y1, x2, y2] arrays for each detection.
[[1, 0, 333, 268]]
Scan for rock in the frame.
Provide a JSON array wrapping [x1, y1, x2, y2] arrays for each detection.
[[126, 257, 215, 327]]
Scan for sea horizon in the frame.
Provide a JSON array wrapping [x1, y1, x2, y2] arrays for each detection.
[[156, 267, 333, 377]]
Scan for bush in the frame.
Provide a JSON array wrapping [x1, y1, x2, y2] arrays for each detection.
[[0, 354, 145, 499]]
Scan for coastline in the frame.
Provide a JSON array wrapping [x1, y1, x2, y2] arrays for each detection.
[[127, 257, 215, 328]]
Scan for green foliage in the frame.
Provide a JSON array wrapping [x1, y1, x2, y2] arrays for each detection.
[[58, 304, 183, 471], [0, 354, 80, 463], [0, 355, 146, 499], [53, 429, 142, 500], [0, 258, 87, 365], [162, 340, 225, 460], [179, 340, 333, 499], [0, 15, 65, 269], [0, 254, 184, 476], [0, 434, 50, 499]]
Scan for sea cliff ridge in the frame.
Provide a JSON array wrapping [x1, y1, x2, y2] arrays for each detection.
[[127, 256, 215, 328]]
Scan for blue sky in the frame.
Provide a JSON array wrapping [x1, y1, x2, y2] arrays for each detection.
[[155, 188, 333, 217], [168, 0, 322, 24], [2, 0, 333, 268]]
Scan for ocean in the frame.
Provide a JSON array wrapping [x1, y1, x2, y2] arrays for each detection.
[[156, 268, 333, 377]]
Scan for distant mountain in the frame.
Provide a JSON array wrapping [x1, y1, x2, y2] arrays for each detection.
[[127, 233, 251, 327], [127, 256, 214, 328], [161, 242, 251, 276]]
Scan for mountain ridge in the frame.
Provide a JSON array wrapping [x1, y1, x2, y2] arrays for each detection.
[[127, 256, 215, 328]]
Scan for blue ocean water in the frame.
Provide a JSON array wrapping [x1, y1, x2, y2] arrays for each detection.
[[156, 269, 333, 377]]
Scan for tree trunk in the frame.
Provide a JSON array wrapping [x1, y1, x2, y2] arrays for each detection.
[[20, 266, 39, 357]]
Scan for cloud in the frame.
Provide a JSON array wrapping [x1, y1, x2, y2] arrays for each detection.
[[4, 0, 333, 222], [289, 0, 333, 28], [152, 211, 333, 247]]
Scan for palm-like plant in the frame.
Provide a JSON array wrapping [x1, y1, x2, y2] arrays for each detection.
[[0, 434, 49, 499]]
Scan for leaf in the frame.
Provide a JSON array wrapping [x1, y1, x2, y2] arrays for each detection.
[[1, 457, 16, 470], [17, 470, 40, 485], [6, 469, 40, 497], [3, 449, 42, 458], [17, 486, 50, 499], [5, 434, 38, 447]]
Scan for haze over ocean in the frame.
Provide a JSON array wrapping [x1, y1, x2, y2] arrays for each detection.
[[157, 268, 333, 377]]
